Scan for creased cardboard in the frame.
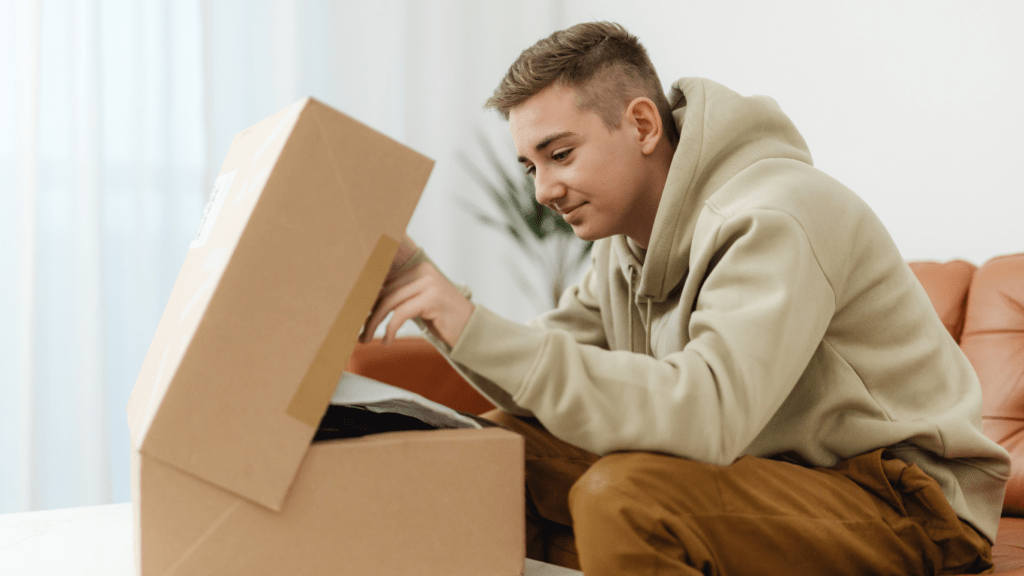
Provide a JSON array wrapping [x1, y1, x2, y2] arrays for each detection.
[[127, 98, 525, 576], [287, 234, 399, 427]]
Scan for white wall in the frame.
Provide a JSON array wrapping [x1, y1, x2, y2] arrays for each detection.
[[204, 1, 1024, 327], [552, 1, 1023, 265]]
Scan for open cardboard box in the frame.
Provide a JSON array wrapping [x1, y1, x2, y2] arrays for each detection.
[[125, 98, 525, 575]]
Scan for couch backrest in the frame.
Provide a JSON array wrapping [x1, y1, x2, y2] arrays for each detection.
[[912, 254, 1024, 515], [908, 260, 977, 343]]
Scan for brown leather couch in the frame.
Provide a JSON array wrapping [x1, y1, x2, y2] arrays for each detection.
[[347, 253, 1024, 574]]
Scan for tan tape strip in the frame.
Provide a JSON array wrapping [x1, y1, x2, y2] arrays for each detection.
[[287, 234, 399, 427]]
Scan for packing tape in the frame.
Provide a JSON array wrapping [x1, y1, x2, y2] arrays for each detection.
[[287, 234, 399, 428]]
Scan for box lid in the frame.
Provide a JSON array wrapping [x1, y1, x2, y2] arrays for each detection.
[[126, 98, 433, 511]]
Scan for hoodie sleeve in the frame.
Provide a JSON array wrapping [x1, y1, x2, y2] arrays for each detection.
[[448, 209, 837, 464], [407, 248, 609, 417]]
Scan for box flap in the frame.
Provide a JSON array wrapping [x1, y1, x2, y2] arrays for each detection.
[[126, 98, 432, 511]]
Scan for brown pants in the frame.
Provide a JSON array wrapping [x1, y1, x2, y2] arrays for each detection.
[[483, 410, 993, 576]]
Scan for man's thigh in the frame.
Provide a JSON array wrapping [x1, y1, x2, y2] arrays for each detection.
[[569, 450, 991, 575], [481, 409, 598, 526]]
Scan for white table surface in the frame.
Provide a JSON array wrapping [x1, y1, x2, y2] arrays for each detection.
[[0, 502, 582, 575]]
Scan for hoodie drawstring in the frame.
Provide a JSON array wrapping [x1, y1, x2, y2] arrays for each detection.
[[627, 265, 635, 352], [627, 265, 654, 356], [644, 298, 652, 356]]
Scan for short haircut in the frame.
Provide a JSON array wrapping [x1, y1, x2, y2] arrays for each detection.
[[486, 22, 678, 142]]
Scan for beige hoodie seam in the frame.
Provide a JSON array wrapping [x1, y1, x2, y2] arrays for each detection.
[[818, 337, 897, 425], [704, 201, 839, 302]]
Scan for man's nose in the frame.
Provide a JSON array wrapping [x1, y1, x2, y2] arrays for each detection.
[[534, 170, 566, 208]]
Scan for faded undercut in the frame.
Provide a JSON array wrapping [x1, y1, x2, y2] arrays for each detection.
[[485, 21, 678, 143]]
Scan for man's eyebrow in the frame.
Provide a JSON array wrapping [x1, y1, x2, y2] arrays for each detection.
[[517, 131, 575, 163]]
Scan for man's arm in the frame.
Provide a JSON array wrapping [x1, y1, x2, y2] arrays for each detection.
[[448, 210, 836, 463], [362, 235, 612, 419]]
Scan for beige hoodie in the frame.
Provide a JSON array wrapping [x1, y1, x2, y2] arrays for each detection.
[[423, 78, 1010, 542]]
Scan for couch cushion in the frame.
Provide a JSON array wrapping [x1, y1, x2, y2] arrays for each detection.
[[959, 254, 1024, 515], [992, 517, 1024, 573], [908, 259, 977, 343]]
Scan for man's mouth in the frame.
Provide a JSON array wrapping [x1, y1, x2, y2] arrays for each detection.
[[558, 202, 584, 216]]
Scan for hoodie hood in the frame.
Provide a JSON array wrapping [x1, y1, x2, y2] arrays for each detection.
[[614, 77, 813, 302]]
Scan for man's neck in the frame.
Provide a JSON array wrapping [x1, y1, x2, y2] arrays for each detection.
[[629, 137, 676, 249]]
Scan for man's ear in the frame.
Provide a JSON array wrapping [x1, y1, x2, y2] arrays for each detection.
[[625, 97, 662, 155]]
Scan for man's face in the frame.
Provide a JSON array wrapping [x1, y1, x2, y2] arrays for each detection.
[[510, 83, 655, 243]]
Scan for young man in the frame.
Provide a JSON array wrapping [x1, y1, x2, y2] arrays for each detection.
[[363, 22, 1009, 575]]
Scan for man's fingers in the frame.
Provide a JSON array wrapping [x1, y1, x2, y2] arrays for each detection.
[[361, 264, 424, 343], [391, 234, 419, 270], [362, 277, 427, 342], [376, 262, 424, 304], [359, 261, 470, 348], [383, 294, 431, 345]]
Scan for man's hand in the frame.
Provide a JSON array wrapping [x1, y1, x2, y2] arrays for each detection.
[[388, 233, 420, 274], [361, 235, 474, 348]]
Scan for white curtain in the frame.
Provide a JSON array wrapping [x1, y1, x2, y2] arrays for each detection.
[[0, 0, 206, 512], [1, 0, 565, 513], [201, 0, 569, 320]]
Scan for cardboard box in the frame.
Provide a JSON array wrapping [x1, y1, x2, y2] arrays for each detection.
[[126, 98, 525, 575]]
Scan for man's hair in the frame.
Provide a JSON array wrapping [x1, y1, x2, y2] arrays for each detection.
[[485, 22, 678, 141]]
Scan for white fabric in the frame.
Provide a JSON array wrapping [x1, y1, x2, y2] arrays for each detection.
[[0, 0, 206, 513], [329, 372, 482, 430]]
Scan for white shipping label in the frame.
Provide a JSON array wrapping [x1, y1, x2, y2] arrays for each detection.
[[190, 170, 237, 249]]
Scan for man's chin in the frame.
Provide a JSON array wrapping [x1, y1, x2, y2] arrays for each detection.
[[570, 225, 605, 242]]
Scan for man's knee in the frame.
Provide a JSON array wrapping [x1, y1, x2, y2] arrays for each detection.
[[569, 453, 678, 520], [568, 452, 721, 524], [568, 453, 721, 575], [568, 455, 623, 523]]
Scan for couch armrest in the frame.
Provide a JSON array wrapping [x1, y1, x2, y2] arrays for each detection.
[[345, 337, 496, 415]]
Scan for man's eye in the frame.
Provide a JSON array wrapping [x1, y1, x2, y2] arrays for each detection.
[[525, 165, 536, 177], [552, 149, 572, 161]]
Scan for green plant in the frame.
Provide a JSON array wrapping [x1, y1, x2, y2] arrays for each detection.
[[458, 134, 592, 310]]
